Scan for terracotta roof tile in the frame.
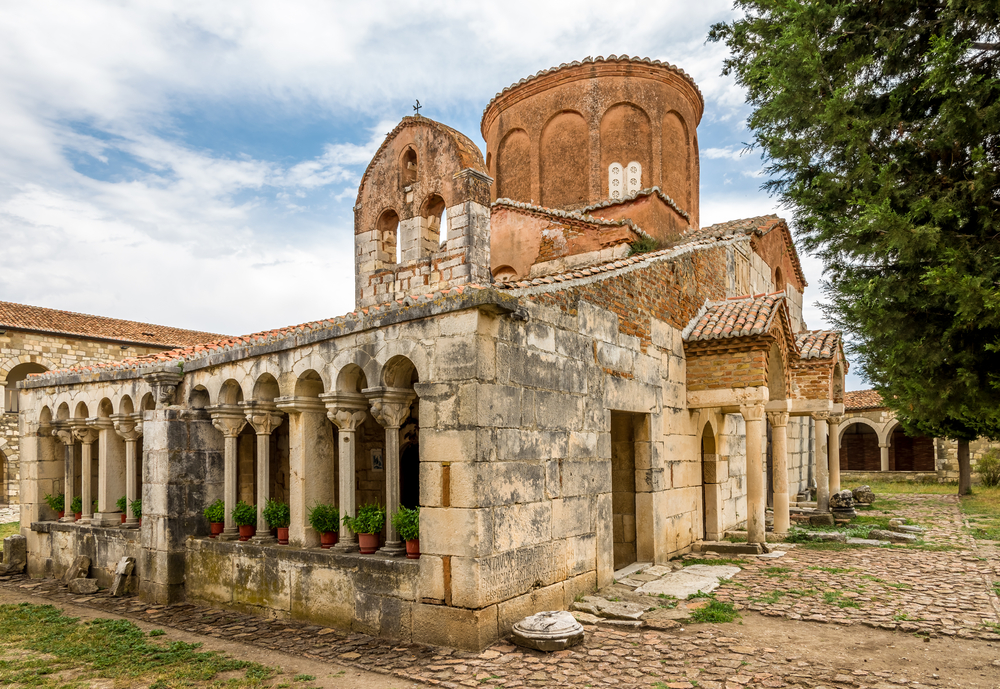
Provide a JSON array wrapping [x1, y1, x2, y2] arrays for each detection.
[[578, 187, 690, 222], [682, 215, 807, 287], [0, 300, 225, 348], [795, 330, 841, 360], [682, 292, 787, 342], [492, 198, 650, 237], [844, 389, 885, 410]]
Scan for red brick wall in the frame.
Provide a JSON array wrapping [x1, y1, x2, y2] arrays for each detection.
[[841, 427, 881, 471], [889, 431, 935, 471], [790, 361, 833, 401], [686, 347, 767, 391]]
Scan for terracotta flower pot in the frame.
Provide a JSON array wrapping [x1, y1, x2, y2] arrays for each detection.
[[121, 514, 127, 524], [277, 527, 289, 545], [320, 532, 338, 549], [238, 524, 256, 541], [57, 511, 64, 519], [358, 533, 379, 554], [210, 522, 225, 538], [74, 512, 81, 521], [405, 539, 420, 559]]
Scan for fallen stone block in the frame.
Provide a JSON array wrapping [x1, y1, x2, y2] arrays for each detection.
[[799, 532, 846, 543], [852, 485, 875, 505], [869, 529, 918, 543], [0, 535, 27, 574], [892, 524, 924, 534], [635, 564, 741, 599], [110, 556, 135, 597], [846, 537, 889, 546], [570, 611, 601, 625], [62, 556, 91, 585], [68, 578, 99, 594], [809, 513, 835, 526]]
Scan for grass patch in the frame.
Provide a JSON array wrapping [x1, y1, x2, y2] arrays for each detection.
[[683, 558, 743, 567], [0, 521, 18, 539], [822, 591, 860, 609], [808, 566, 853, 574], [960, 486, 1000, 540], [688, 600, 741, 623], [791, 541, 865, 552], [753, 590, 786, 604], [763, 567, 792, 576], [0, 603, 273, 689], [785, 588, 818, 597]]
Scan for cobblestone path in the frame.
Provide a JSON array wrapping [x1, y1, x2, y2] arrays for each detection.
[[712, 494, 1000, 640]]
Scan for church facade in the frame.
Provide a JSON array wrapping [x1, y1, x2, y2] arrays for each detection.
[[16, 56, 845, 650]]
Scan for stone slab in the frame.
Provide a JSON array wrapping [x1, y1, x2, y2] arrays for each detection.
[[68, 578, 99, 594], [613, 561, 651, 580], [62, 556, 90, 585], [110, 556, 136, 597], [846, 537, 889, 546], [755, 551, 787, 559], [869, 529, 918, 543], [0, 535, 26, 574], [635, 565, 741, 599]]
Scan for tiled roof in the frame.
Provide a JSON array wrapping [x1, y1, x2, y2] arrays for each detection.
[[844, 389, 885, 410], [0, 300, 225, 348], [579, 187, 690, 222], [682, 215, 807, 287], [492, 198, 649, 237], [682, 292, 787, 342], [795, 330, 841, 360]]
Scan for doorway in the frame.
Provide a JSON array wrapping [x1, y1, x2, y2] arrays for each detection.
[[610, 411, 638, 570]]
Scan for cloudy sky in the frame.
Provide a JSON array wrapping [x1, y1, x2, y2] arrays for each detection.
[[0, 1, 867, 390]]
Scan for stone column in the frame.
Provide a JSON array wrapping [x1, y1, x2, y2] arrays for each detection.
[[112, 413, 143, 527], [365, 387, 415, 557], [879, 441, 890, 472], [53, 425, 76, 523], [813, 412, 830, 512], [89, 417, 125, 526], [276, 396, 336, 548], [767, 412, 790, 534], [741, 405, 766, 545], [242, 402, 284, 543], [72, 424, 99, 525], [321, 392, 368, 552], [208, 405, 246, 540], [828, 416, 842, 494]]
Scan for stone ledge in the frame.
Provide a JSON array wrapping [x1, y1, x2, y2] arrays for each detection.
[[187, 536, 421, 574], [30, 521, 141, 541]]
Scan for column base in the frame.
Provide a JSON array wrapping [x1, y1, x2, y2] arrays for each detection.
[[377, 540, 406, 557], [251, 534, 278, 544], [332, 541, 360, 553], [219, 529, 240, 542], [121, 519, 140, 530], [78, 516, 94, 526], [59, 516, 77, 523]]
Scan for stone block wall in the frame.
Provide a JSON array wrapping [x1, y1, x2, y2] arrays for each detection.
[[1, 414, 18, 504]]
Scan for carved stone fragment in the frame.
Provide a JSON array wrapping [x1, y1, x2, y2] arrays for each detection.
[[62, 556, 91, 585], [511, 610, 584, 652]]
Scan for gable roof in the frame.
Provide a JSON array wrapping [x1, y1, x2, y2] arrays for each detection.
[[492, 198, 648, 237], [795, 330, 841, 360], [0, 300, 225, 348], [578, 186, 690, 223], [682, 292, 788, 342], [683, 215, 807, 287], [844, 389, 885, 410]]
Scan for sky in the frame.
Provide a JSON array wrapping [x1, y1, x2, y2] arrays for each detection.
[[0, 0, 867, 390]]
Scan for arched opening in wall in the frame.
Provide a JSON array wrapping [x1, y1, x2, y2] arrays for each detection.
[[243, 374, 290, 511], [73, 402, 90, 515], [4, 362, 48, 413], [401, 148, 418, 187], [421, 194, 447, 252], [379, 356, 420, 518], [294, 369, 336, 539], [600, 103, 651, 199], [377, 209, 401, 265], [492, 265, 517, 283], [496, 129, 530, 202], [97, 397, 125, 517], [840, 422, 880, 471], [540, 112, 588, 209], [700, 421, 718, 540], [889, 426, 935, 471], [774, 266, 783, 291], [188, 386, 210, 410], [661, 111, 690, 211]]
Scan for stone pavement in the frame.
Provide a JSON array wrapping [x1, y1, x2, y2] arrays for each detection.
[[0, 493, 998, 688]]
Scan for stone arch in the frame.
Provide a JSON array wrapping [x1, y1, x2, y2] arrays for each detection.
[[492, 264, 517, 283], [838, 416, 882, 441], [291, 357, 332, 391], [251, 373, 280, 402], [294, 369, 325, 398], [119, 396, 135, 415], [661, 110, 691, 210], [97, 398, 114, 418], [188, 386, 210, 410], [3, 360, 50, 413], [56, 402, 70, 421], [421, 193, 447, 250], [73, 401, 90, 419], [379, 355, 419, 389], [335, 364, 369, 394], [881, 418, 902, 447], [0, 354, 57, 383], [600, 102, 651, 198], [331, 349, 379, 393], [39, 406, 53, 426], [375, 341, 430, 387], [539, 111, 588, 209], [140, 392, 156, 412], [377, 208, 401, 265], [700, 419, 719, 540], [496, 128, 530, 202], [839, 417, 882, 471], [400, 146, 418, 187]]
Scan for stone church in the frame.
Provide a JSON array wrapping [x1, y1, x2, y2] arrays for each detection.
[[16, 56, 847, 650]]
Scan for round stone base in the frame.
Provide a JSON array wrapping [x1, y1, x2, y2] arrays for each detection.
[[511, 611, 585, 652]]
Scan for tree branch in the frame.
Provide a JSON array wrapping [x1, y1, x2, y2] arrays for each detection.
[[971, 42, 1000, 51]]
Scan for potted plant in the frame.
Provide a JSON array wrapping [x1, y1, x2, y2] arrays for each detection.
[[204, 499, 225, 538], [343, 503, 385, 554], [130, 498, 142, 526], [116, 496, 128, 523], [308, 503, 340, 549], [44, 493, 65, 519], [392, 506, 420, 559], [263, 498, 291, 545], [232, 500, 256, 541], [70, 495, 82, 521]]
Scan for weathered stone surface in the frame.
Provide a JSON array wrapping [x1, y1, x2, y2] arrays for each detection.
[[62, 556, 91, 585], [570, 595, 651, 621], [0, 535, 27, 574], [510, 610, 584, 652], [830, 490, 854, 509], [852, 485, 875, 505], [892, 524, 923, 534], [846, 537, 889, 546], [110, 556, 136, 597], [797, 531, 846, 543], [869, 529, 918, 543], [809, 513, 835, 526], [635, 565, 741, 598], [68, 578, 99, 594]]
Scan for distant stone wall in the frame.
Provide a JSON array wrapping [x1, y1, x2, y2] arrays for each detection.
[[1, 414, 18, 505]]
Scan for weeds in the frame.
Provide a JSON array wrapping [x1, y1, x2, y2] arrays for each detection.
[[683, 558, 743, 567], [688, 600, 741, 623]]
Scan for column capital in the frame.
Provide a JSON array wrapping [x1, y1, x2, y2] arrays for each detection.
[[51, 422, 75, 446], [364, 387, 415, 429], [275, 395, 326, 414], [320, 392, 369, 431], [766, 411, 789, 427], [71, 422, 100, 445], [111, 413, 143, 441], [207, 404, 247, 438], [739, 404, 766, 422], [241, 401, 284, 435], [812, 411, 831, 422], [828, 414, 844, 426], [87, 416, 115, 431], [142, 369, 185, 408]]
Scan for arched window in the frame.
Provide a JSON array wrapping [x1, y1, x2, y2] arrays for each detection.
[[377, 209, 401, 265], [401, 148, 418, 187], [5, 362, 47, 412], [421, 195, 447, 253], [774, 266, 784, 290]]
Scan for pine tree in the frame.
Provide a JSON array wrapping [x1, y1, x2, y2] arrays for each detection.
[[710, 1, 1000, 493]]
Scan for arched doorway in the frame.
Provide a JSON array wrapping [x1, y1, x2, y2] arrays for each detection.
[[700, 423, 717, 540], [4, 362, 48, 413], [841, 422, 880, 471]]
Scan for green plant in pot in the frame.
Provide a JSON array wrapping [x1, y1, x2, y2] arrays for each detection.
[[263, 498, 291, 545], [392, 506, 420, 559], [308, 503, 340, 549], [231, 500, 257, 541], [116, 496, 128, 523], [343, 503, 385, 554], [44, 493, 65, 519], [204, 499, 225, 538], [130, 498, 142, 525], [70, 495, 83, 520]]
